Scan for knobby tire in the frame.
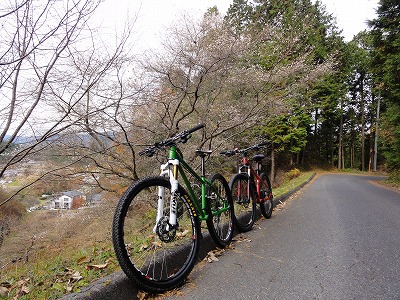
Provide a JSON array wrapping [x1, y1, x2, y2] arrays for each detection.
[[229, 173, 256, 232], [259, 173, 273, 219], [206, 173, 234, 247]]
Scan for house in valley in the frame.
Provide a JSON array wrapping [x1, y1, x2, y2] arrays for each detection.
[[50, 191, 86, 209]]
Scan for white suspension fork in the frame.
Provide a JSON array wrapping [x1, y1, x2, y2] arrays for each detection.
[[168, 159, 180, 227], [154, 159, 179, 233]]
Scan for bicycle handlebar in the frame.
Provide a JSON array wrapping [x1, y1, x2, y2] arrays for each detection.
[[257, 141, 269, 147], [139, 124, 205, 157], [220, 150, 236, 157], [220, 140, 269, 157], [187, 123, 205, 134]]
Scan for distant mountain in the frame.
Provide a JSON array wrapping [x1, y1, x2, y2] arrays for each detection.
[[3, 135, 37, 144], [4, 131, 115, 146]]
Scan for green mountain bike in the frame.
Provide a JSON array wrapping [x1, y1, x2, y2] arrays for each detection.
[[112, 124, 234, 293]]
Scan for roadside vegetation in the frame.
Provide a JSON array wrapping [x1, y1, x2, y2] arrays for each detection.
[[273, 170, 315, 198], [381, 170, 400, 191], [0, 198, 118, 299]]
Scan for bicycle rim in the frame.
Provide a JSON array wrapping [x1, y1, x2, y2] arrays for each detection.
[[112, 176, 200, 293]]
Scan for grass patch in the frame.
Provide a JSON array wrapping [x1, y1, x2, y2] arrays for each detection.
[[0, 200, 119, 299], [273, 171, 314, 198], [339, 168, 366, 174], [387, 169, 400, 183], [0, 243, 118, 299], [380, 169, 400, 191]]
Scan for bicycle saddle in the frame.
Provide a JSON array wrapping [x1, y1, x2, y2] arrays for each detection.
[[252, 154, 265, 162], [195, 149, 213, 157]]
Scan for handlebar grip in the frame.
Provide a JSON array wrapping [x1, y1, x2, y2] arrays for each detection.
[[220, 150, 235, 157], [187, 123, 205, 134], [138, 149, 148, 156], [258, 140, 269, 147], [139, 147, 156, 157]]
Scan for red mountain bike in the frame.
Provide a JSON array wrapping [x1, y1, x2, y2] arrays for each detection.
[[221, 142, 273, 232]]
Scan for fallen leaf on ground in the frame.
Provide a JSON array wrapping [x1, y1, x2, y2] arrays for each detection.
[[0, 286, 9, 297], [12, 282, 30, 300], [176, 229, 189, 238], [16, 278, 30, 287], [85, 263, 108, 270], [137, 290, 148, 300], [77, 256, 90, 264], [205, 251, 219, 262], [233, 235, 252, 243], [70, 271, 83, 281], [66, 286, 74, 293], [204, 248, 225, 263], [105, 257, 114, 264]]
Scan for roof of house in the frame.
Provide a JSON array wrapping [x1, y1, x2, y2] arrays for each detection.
[[61, 190, 84, 198]]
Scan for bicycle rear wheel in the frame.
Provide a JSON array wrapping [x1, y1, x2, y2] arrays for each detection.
[[259, 173, 273, 219], [206, 173, 234, 247], [229, 173, 256, 232], [112, 176, 201, 293]]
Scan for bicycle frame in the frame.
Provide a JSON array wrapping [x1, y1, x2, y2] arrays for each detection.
[[157, 145, 230, 230], [238, 156, 264, 203]]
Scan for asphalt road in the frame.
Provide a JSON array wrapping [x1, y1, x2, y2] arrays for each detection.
[[63, 173, 400, 299]]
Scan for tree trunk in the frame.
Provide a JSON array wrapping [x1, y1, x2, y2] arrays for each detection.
[[290, 139, 294, 166], [342, 144, 345, 169], [373, 93, 381, 172], [360, 76, 365, 171], [350, 140, 354, 169], [270, 143, 275, 185], [338, 101, 343, 169], [314, 107, 319, 136]]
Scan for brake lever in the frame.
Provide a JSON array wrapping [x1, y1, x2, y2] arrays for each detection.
[[180, 133, 191, 144]]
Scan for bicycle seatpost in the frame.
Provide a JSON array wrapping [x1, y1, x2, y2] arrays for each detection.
[[201, 155, 206, 177], [256, 161, 262, 175], [195, 149, 212, 177]]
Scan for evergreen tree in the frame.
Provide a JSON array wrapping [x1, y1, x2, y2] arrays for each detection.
[[369, 0, 400, 172], [346, 32, 374, 171], [225, 0, 254, 32]]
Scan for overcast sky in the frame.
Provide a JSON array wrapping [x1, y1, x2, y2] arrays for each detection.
[[1, 1, 381, 134], [317, 0, 379, 40], [96, 0, 380, 51]]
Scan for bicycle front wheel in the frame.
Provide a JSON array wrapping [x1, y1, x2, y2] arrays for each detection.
[[260, 173, 273, 219], [229, 173, 256, 232], [112, 176, 201, 293], [206, 173, 234, 247]]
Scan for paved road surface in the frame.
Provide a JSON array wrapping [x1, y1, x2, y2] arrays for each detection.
[[63, 174, 400, 299], [164, 174, 400, 299]]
